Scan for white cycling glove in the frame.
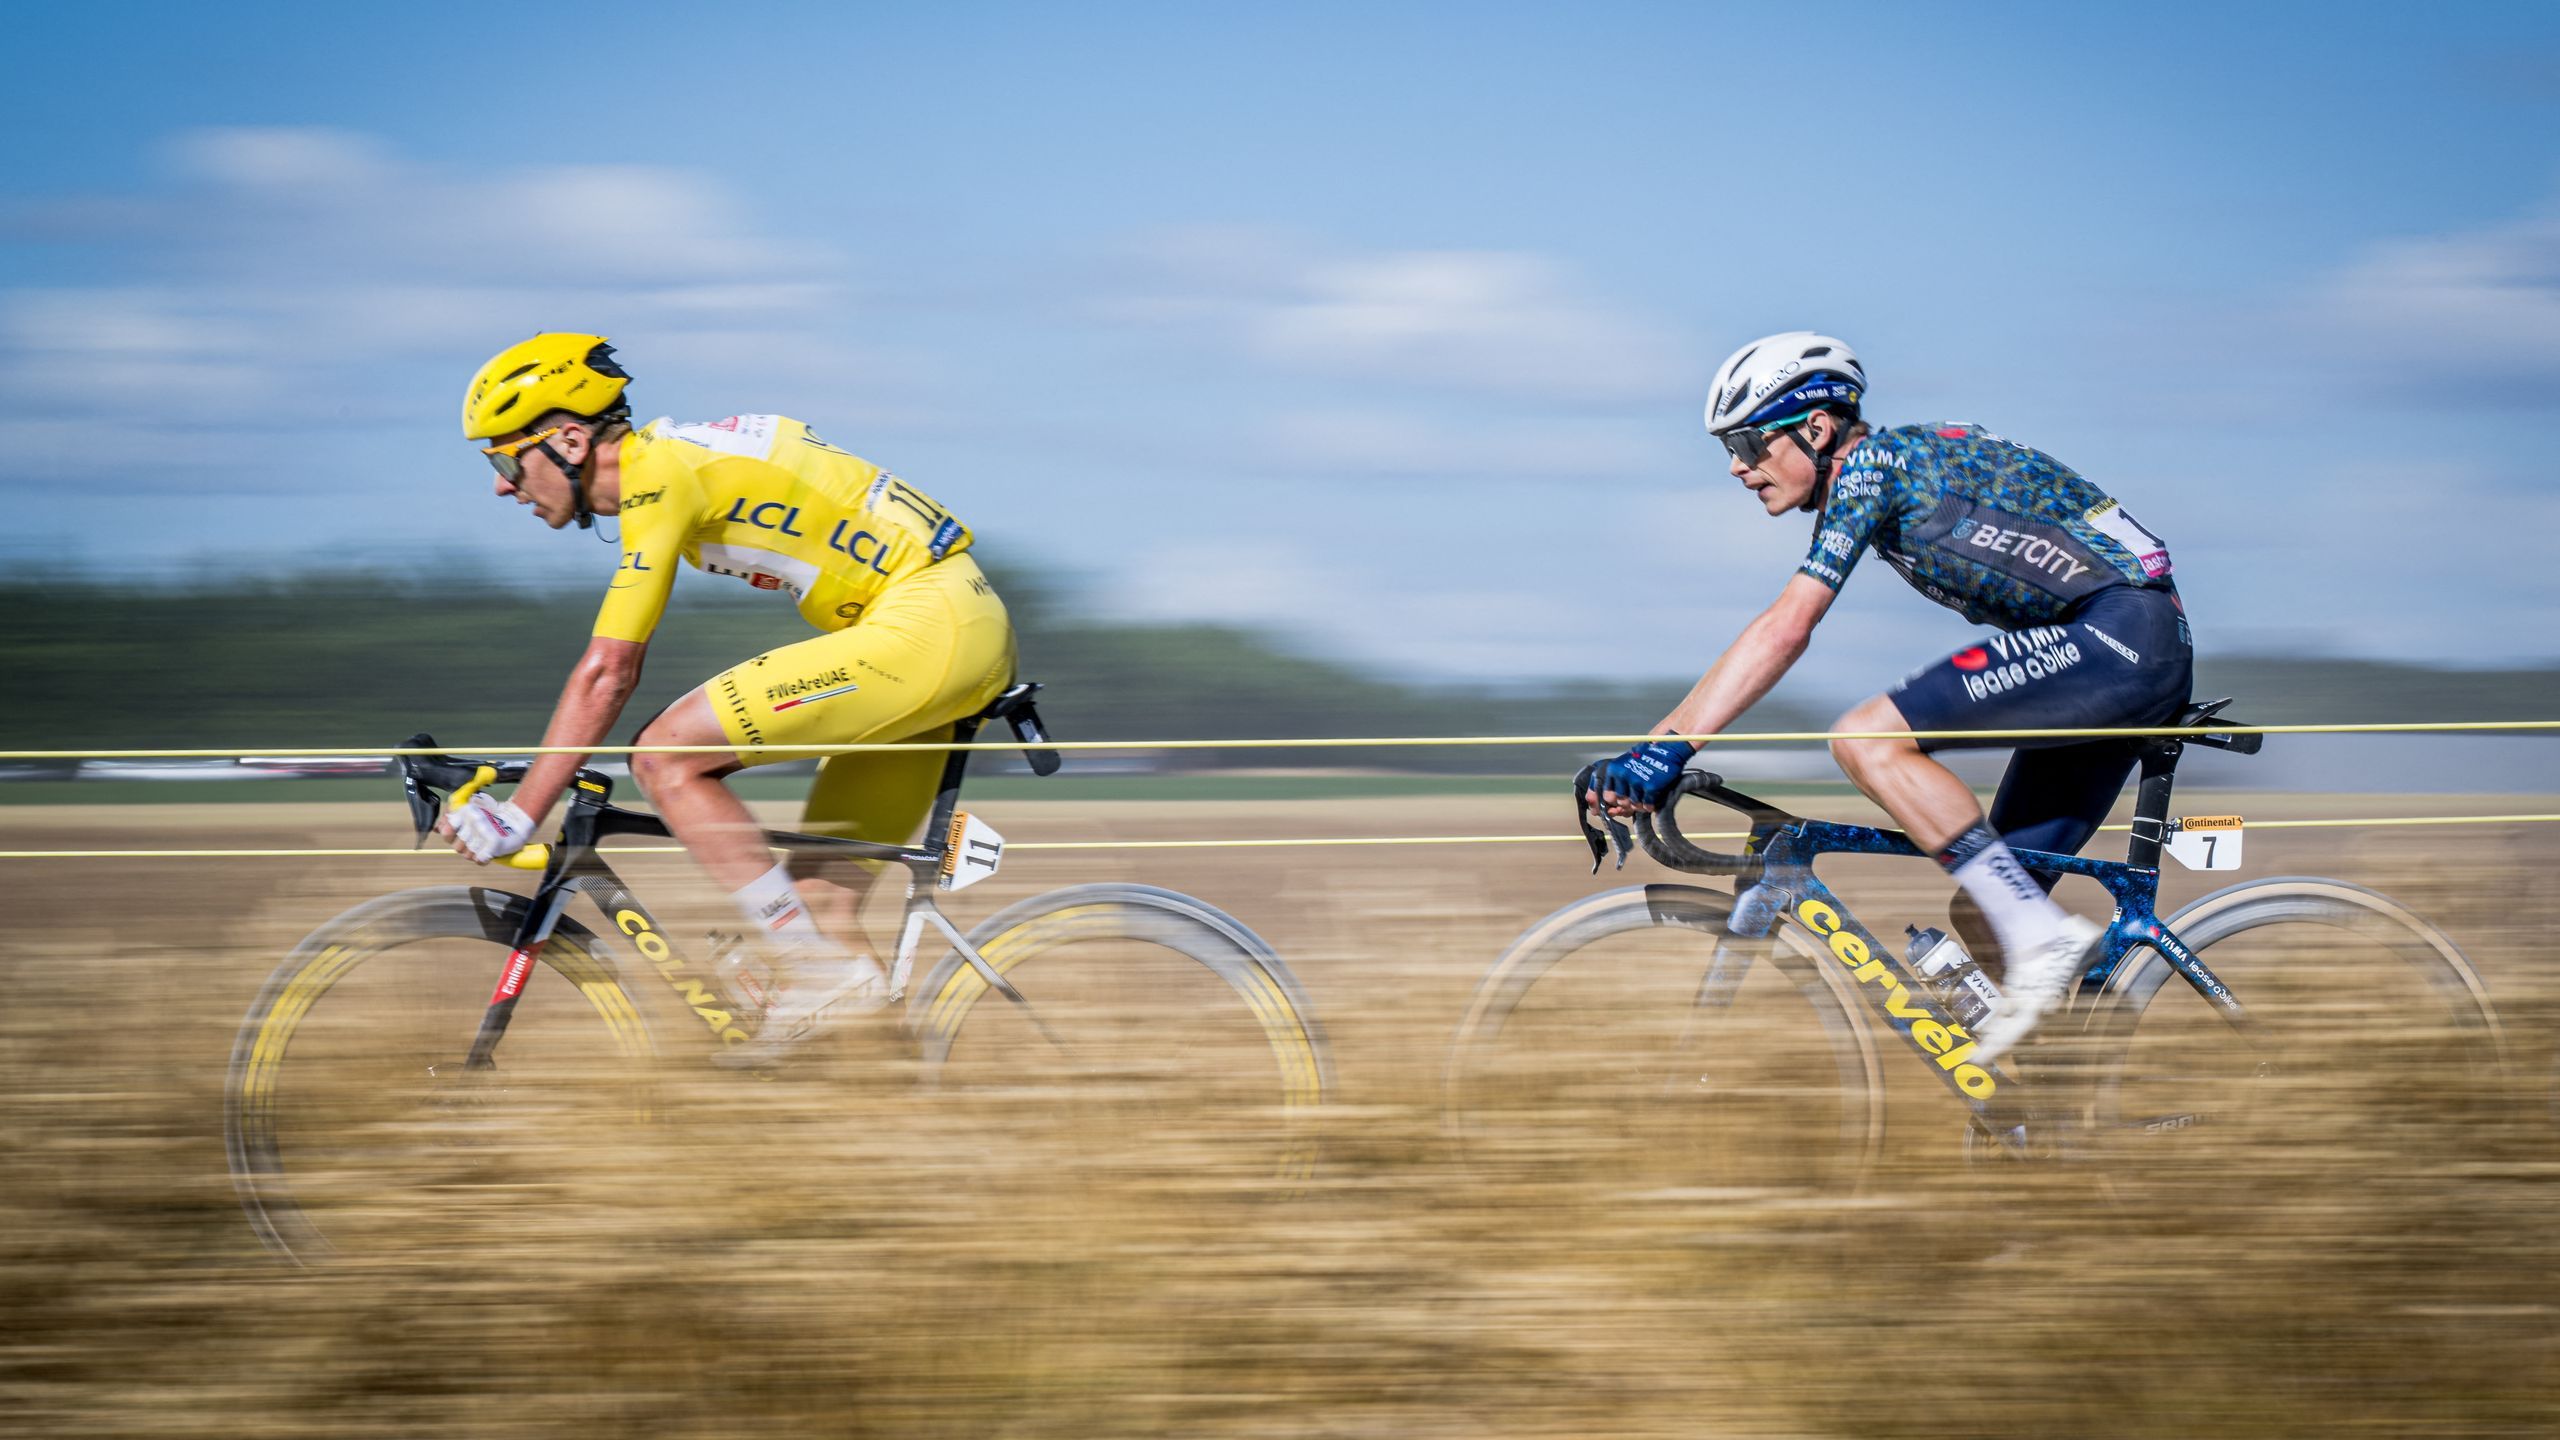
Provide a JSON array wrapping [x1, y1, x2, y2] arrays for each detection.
[[450, 795, 538, 864]]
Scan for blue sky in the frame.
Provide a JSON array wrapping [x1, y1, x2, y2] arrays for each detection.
[[5, 1, 2557, 698]]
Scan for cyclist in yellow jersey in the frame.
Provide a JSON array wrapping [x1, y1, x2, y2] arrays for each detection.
[[443, 333, 1015, 1062]]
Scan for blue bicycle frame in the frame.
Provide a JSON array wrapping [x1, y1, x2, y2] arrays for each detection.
[[1581, 705, 2266, 1154], [1732, 817, 2239, 1129]]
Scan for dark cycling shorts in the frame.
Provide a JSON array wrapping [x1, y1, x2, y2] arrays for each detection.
[[1889, 585, 2193, 866]]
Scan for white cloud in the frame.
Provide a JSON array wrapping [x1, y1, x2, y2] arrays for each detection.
[[2311, 204, 2560, 399], [154, 128, 829, 286], [14, 127, 2545, 684], [0, 126, 876, 480], [1253, 406, 1683, 479], [1100, 225, 1699, 405], [1093, 538, 1623, 677], [171, 126, 392, 190], [1088, 482, 1815, 680]]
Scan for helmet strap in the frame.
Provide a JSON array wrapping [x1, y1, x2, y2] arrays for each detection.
[[568, 453, 597, 534], [564, 451, 596, 532], [1783, 416, 1848, 514], [576, 409, 629, 538], [532, 437, 595, 530]]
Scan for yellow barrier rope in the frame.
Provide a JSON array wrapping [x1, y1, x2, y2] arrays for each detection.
[[6, 813, 2556, 861], [4, 718, 2559, 761]]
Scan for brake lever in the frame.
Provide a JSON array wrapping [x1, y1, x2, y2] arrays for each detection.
[[399, 731, 442, 847], [1570, 762, 1634, 873]]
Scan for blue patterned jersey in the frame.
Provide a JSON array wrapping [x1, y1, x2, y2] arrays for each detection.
[[1799, 423, 2174, 630]]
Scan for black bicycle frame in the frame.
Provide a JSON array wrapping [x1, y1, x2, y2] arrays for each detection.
[[403, 684, 1063, 1070]]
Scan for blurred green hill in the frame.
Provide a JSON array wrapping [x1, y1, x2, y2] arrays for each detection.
[[0, 567, 1780, 771], [2, 568, 2550, 769]]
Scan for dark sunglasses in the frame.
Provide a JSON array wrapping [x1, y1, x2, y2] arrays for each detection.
[[481, 427, 563, 483], [1719, 417, 1806, 469]]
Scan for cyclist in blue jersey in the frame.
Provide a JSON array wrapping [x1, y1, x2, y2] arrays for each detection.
[[1586, 332, 2192, 1061]]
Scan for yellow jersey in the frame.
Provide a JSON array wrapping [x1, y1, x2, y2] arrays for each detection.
[[594, 414, 974, 643]]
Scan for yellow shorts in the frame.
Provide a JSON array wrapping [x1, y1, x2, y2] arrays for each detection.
[[707, 554, 1015, 846]]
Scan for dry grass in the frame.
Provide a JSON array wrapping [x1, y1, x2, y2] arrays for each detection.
[[4, 794, 2559, 1438]]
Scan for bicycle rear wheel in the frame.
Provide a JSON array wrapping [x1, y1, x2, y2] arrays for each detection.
[[909, 884, 1330, 1187], [227, 887, 655, 1264], [2079, 877, 2502, 1163], [1447, 884, 1884, 1198]]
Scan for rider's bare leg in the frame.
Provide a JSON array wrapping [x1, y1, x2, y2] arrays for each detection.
[[781, 735, 952, 958], [1830, 693, 2096, 1059], [784, 856, 894, 958], [1830, 693, 2061, 928], [630, 686, 923, 956], [627, 688, 772, 891], [628, 689, 888, 948], [787, 862, 861, 933], [1947, 890, 2006, 982], [634, 689, 890, 1061], [1828, 693, 1982, 850], [1832, 691, 2027, 968]]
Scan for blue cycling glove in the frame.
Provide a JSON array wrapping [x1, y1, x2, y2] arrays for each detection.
[[1595, 738, 1698, 810]]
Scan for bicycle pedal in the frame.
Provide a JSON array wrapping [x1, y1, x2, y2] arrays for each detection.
[[1962, 1118, 2037, 1163]]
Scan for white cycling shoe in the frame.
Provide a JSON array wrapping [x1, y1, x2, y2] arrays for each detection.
[[713, 950, 892, 1069], [1970, 914, 2104, 1066]]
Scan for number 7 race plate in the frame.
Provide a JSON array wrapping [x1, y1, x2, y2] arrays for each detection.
[[2167, 815, 2243, 871]]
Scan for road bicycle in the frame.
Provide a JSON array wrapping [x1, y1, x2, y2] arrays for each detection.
[[228, 683, 1333, 1264], [1446, 700, 2504, 1192]]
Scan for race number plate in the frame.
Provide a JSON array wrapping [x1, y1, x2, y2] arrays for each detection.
[[938, 811, 1005, 891], [2167, 815, 2243, 871]]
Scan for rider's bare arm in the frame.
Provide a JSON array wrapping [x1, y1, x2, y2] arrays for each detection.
[[1656, 574, 1836, 739], [452, 636, 647, 847], [519, 635, 647, 819]]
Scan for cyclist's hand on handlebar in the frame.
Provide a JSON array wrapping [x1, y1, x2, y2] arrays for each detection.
[[443, 794, 537, 865], [1586, 738, 1698, 816]]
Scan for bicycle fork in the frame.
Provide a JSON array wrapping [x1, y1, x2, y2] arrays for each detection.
[[461, 866, 585, 1072], [889, 895, 1073, 1054]]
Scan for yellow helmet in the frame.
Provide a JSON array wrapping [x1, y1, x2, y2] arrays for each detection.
[[460, 333, 632, 440]]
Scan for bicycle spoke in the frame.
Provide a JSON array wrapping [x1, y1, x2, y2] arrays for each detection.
[[229, 890, 655, 1263], [1449, 888, 1879, 1199], [2085, 882, 2500, 1181], [913, 886, 1328, 1186]]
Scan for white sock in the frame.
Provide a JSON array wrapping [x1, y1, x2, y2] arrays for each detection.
[[1941, 825, 2069, 961], [733, 861, 823, 950]]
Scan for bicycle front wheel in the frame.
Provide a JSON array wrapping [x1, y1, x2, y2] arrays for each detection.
[[909, 884, 1331, 1185], [2080, 877, 2503, 1159], [227, 886, 656, 1264], [1446, 884, 1884, 1198]]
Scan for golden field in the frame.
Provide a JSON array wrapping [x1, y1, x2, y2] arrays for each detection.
[[4, 791, 2558, 1438]]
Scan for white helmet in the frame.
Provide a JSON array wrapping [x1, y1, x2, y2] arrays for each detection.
[[1704, 331, 1865, 435]]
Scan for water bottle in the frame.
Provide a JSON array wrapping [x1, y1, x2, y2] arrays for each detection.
[[1904, 924, 1967, 978], [705, 931, 780, 1018], [1905, 925, 2003, 1031]]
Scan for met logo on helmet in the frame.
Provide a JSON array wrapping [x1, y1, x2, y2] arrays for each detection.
[[460, 332, 629, 440], [1748, 359, 1805, 402]]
